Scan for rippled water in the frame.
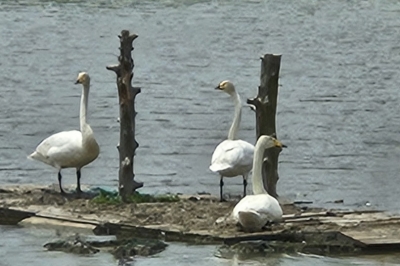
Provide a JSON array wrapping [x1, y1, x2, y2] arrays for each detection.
[[1, 0, 400, 264], [2, 225, 400, 266]]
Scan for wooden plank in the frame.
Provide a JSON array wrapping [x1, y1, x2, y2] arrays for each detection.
[[0, 207, 35, 225], [93, 222, 224, 244], [341, 230, 400, 250], [282, 210, 383, 222], [283, 217, 320, 223], [282, 211, 332, 220], [19, 216, 96, 230], [221, 230, 294, 245], [1, 206, 102, 229], [35, 213, 100, 226], [361, 238, 400, 245]]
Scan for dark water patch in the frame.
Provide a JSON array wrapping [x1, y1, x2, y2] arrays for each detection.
[[297, 166, 356, 171], [320, 153, 370, 158], [139, 172, 177, 177], [299, 98, 357, 103]]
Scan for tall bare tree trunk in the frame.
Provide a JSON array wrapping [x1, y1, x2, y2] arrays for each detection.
[[107, 30, 143, 202], [247, 54, 282, 198]]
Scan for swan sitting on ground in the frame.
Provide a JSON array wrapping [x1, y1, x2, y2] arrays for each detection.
[[28, 72, 100, 194], [210, 80, 255, 202], [232, 135, 284, 232]]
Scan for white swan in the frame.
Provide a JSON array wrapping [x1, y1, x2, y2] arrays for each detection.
[[210, 80, 255, 202], [28, 72, 100, 194], [232, 135, 284, 232]]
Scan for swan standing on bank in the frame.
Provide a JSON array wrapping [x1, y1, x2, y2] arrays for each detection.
[[232, 135, 284, 232], [28, 72, 100, 194], [210, 80, 255, 202]]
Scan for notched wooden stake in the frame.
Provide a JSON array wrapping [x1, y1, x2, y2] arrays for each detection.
[[247, 54, 282, 198], [107, 30, 143, 202]]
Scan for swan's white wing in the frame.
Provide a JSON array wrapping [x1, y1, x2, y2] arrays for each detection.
[[237, 210, 266, 231], [30, 130, 82, 167], [210, 140, 254, 174], [28, 73, 99, 176], [36, 130, 82, 155], [232, 194, 283, 223]]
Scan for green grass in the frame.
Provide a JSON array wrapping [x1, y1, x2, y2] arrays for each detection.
[[91, 188, 180, 205]]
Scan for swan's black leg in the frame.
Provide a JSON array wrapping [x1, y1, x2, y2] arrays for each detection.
[[243, 176, 247, 197], [58, 171, 66, 194], [220, 176, 226, 202], [76, 169, 82, 194]]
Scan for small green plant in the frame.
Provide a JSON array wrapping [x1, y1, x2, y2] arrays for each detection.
[[91, 189, 121, 205], [91, 188, 180, 205]]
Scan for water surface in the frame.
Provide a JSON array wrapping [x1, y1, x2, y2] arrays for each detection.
[[1, 0, 400, 264]]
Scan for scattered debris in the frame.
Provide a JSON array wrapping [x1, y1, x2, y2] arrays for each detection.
[[44, 235, 99, 255], [44, 234, 167, 258]]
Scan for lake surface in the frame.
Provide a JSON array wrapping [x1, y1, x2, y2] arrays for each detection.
[[1, 0, 400, 264]]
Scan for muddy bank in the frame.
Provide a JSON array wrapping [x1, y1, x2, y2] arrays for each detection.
[[0, 184, 316, 234], [2, 185, 400, 257]]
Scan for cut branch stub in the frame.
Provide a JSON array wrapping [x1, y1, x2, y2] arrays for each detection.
[[247, 54, 282, 198], [106, 30, 143, 202], [106, 65, 121, 76]]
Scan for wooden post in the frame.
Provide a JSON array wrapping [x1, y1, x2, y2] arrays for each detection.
[[106, 30, 143, 201], [247, 54, 282, 198]]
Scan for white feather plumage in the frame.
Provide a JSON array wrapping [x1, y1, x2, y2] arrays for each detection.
[[232, 135, 284, 232], [28, 72, 99, 194], [210, 81, 255, 201]]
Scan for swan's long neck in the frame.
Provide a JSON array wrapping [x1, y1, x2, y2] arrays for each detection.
[[80, 82, 90, 134], [227, 91, 242, 140], [252, 138, 268, 195]]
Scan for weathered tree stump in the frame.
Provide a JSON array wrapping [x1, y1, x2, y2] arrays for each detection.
[[107, 30, 143, 201], [247, 54, 282, 198]]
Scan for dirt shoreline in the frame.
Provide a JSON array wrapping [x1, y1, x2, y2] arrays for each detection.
[[2, 184, 400, 256], [0, 184, 317, 233]]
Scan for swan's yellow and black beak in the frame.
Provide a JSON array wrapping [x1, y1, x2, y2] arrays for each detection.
[[216, 80, 230, 90], [273, 138, 287, 148], [75, 80, 80, 84]]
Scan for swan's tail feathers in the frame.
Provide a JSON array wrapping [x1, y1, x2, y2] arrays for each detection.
[[209, 164, 219, 172], [27, 151, 37, 160], [28, 151, 46, 162], [237, 210, 264, 232], [209, 163, 230, 173]]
